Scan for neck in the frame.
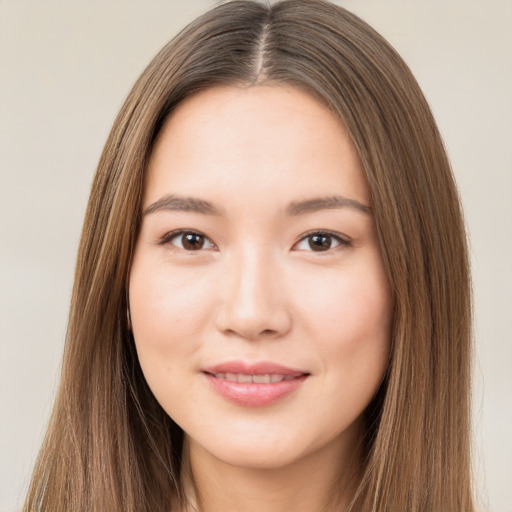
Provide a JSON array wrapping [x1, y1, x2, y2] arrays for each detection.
[[181, 425, 363, 512]]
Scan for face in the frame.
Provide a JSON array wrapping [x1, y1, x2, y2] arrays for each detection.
[[129, 85, 392, 470]]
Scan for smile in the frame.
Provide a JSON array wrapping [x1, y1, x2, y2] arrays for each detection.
[[202, 361, 309, 407], [208, 373, 299, 383]]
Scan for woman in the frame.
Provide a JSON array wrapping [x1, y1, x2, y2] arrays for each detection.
[[23, 1, 474, 510]]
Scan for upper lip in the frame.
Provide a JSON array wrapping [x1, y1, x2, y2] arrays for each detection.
[[202, 361, 309, 376]]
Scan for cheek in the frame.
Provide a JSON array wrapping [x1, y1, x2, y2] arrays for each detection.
[[128, 259, 213, 367], [127, 257, 218, 419], [295, 258, 392, 372]]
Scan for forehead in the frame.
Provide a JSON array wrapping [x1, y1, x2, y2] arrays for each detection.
[[144, 85, 370, 209]]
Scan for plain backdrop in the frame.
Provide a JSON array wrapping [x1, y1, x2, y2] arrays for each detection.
[[1, 1, 511, 511]]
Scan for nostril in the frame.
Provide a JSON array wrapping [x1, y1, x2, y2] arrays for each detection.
[[224, 327, 278, 340], [214, 295, 293, 340]]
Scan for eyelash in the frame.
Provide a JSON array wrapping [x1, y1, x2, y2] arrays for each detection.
[[158, 230, 217, 251], [157, 229, 352, 253], [294, 229, 352, 252]]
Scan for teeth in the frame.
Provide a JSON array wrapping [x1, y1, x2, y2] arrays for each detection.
[[212, 373, 295, 383], [253, 374, 270, 383]]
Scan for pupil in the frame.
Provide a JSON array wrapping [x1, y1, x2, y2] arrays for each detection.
[[183, 233, 204, 250], [309, 234, 331, 251]]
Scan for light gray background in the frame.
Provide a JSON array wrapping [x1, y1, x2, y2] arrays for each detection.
[[1, 1, 511, 511]]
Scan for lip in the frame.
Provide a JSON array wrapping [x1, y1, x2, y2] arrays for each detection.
[[203, 361, 308, 376], [202, 361, 310, 407]]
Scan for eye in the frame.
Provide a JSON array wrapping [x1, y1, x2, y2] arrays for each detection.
[[159, 230, 217, 251], [293, 231, 351, 252]]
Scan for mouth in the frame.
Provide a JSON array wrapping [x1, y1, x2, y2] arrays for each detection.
[[205, 372, 301, 384], [201, 361, 310, 407]]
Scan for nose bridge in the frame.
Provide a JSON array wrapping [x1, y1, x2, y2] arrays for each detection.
[[217, 243, 290, 339], [234, 246, 273, 307]]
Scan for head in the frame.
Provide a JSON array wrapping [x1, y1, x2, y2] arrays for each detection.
[[26, 1, 473, 511]]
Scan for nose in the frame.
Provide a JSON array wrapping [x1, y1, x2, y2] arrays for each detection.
[[215, 249, 292, 341]]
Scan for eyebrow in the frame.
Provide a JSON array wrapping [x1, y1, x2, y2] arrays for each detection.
[[143, 194, 224, 216], [143, 194, 371, 217], [286, 195, 371, 216]]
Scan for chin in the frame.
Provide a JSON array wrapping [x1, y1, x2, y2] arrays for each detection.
[[188, 425, 345, 473], [210, 444, 305, 470]]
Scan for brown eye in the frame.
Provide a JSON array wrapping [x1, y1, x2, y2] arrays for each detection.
[[294, 231, 351, 253], [308, 234, 332, 251], [161, 230, 216, 251], [182, 233, 205, 250]]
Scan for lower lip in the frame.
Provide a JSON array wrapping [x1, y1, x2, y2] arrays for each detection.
[[204, 373, 308, 407]]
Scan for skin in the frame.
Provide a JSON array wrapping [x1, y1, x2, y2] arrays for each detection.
[[129, 85, 393, 512]]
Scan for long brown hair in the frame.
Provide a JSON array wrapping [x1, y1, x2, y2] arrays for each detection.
[[24, 1, 474, 510]]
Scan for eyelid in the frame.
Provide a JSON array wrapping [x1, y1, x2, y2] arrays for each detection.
[[157, 229, 218, 250], [292, 229, 352, 252], [156, 228, 351, 252]]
